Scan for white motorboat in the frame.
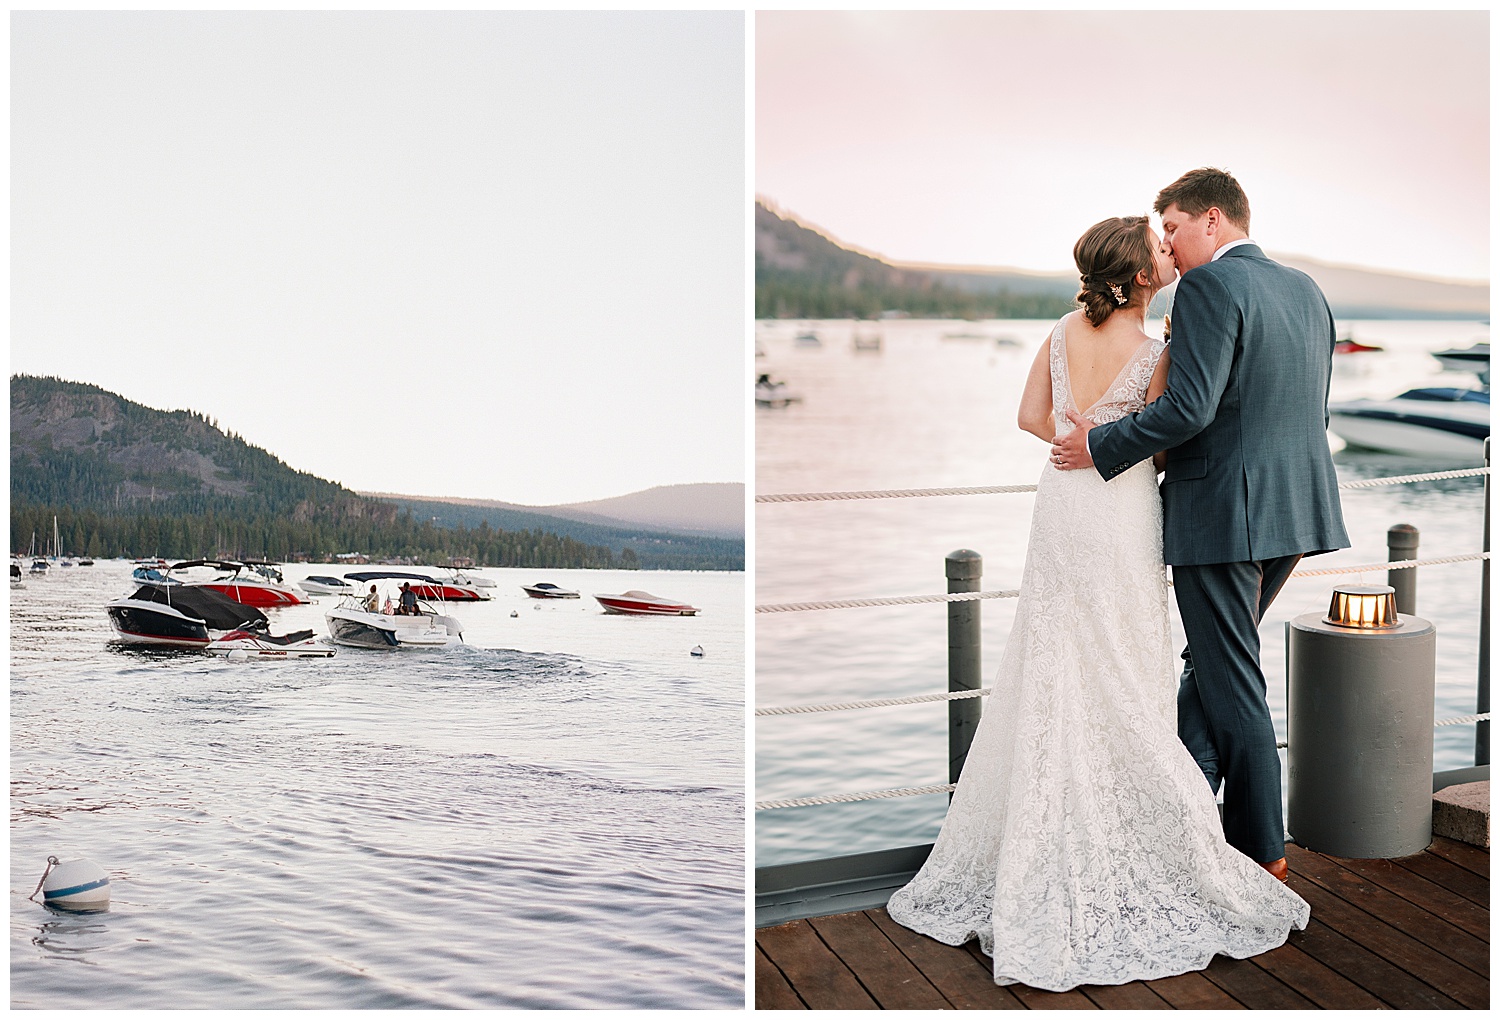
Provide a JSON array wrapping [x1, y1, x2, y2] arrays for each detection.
[[297, 575, 356, 597], [326, 572, 464, 649], [1432, 341, 1490, 384], [794, 330, 821, 347], [1327, 386, 1489, 457]]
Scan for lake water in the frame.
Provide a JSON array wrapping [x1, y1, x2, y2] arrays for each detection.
[[756, 317, 1489, 867], [11, 561, 745, 1008]]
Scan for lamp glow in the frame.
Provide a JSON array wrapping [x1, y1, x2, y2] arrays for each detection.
[[1325, 584, 1399, 629]]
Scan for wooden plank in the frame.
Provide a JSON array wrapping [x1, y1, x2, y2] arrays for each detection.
[[755, 946, 807, 1009], [756, 919, 877, 1009], [1392, 849, 1489, 908], [1286, 872, 1489, 1009], [1319, 853, 1489, 942], [1077, 981, 1172, 1009], [1427, 836, 1490, 880], [963, 942, 1099, 1009], [1290, 918, 1462, 1010], [1201, 954, 1316, 1009], [807, 911, 949, 1009], [1285, 845, 1488, 976], [1250, 937, 1386, 1009], [1144, 970, 1247, 1009], [866, 908, 1025, 1009]]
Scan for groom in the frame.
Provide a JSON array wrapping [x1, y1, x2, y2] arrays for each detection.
[[1050, 168, 1349, 880]]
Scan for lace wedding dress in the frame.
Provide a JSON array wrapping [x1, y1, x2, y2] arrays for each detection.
[[885, 317, 1309, 991]]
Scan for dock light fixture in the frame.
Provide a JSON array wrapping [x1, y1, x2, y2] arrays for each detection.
[[1287, 583, 1436, 859], [1326, 584, 1399, 629]]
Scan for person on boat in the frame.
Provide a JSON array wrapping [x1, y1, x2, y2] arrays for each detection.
[[363, 584, 381, 613], [398, 582, 418, 616]]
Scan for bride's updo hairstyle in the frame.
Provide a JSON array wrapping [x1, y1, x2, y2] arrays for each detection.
[[1073, 216, 1155, 327]]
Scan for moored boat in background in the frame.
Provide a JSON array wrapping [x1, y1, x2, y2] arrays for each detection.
[[172, 560, 305, 607], [1327, 386, 1489, 457], [522, 582, 580, 599], [594, 590, 700, 616], [297, 575, 356, 597]]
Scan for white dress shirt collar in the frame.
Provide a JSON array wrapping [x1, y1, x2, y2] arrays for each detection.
[[1212, 238, 1257, 261]]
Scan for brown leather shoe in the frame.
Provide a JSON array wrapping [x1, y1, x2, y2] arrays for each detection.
[[1260, 857, 1288, 883]]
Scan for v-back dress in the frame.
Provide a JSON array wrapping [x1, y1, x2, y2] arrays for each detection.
[[885, 316, 1309, 991]]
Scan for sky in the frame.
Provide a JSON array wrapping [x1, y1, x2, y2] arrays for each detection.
[[757, 10, 1489, 283], [12, 11, 745, 506]]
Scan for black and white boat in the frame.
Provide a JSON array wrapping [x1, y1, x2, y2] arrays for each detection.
[[1328, 386, 1490, 457], [106, 582, 269, 648], [522, 582, 580, 599]]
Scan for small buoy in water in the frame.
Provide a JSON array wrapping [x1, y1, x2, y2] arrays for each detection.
[[690, 645, 704, 658], [37, 857, 111, 911], [510, 610, 519, 618]]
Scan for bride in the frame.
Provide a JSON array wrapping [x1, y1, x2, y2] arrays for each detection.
[[884, 215, 1309, 991]]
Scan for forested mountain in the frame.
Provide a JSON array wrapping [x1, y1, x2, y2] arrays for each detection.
[[756, 199, 1489, 321], [755, 200, 1076, 320], [11, 375, 737, 569]]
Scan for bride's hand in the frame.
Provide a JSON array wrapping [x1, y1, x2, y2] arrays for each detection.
[[1050, 411, 1096, 471]]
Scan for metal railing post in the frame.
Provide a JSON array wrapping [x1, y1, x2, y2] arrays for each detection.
[[1477, 438, 1490, 766], [946, 550, 983, 793], [1388, 523, 1420, 615]]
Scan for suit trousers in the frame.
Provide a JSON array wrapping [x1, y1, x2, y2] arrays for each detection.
[[1172, 554, 1302, 864]]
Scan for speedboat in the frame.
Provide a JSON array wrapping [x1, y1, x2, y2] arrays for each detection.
[[1433, 342, 1490, 384], [106, 582, 271, 649], [852, 332, 882, 352], [206, 628, 335, 659], [522, 582, 580, 599], [345, 568, 487, 602], [594, 590, 700, 616], [171, 560, 304, 607], [11, 562, 24, 588], [1327, 386, 1489, 457], [29, 559, 49, 575], [297, 575, 356, 597], [447, 568, 496, 589], [794, 330, 821, 347], [755, 375, 801, 407], [1334, 337, 1384, 354], [326, 572, 465, 648]]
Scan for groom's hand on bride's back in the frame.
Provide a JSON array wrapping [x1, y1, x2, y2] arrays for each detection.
[[1050, 411, 1096, 471]]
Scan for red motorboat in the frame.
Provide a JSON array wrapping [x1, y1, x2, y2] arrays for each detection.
[[1334, 338, 1384, 354], [171, 560, 305, 607], [344, 570, 487, 602], [593, 590, 699, 616]]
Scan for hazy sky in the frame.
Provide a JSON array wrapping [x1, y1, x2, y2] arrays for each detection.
[[13, 11, 744, 506], [757, 11, 1488, 282]]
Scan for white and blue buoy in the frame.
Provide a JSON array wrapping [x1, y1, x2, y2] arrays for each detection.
[[690, 645, 704, 658], [38, 857, 111, 911], [510, 610, 519, 618]]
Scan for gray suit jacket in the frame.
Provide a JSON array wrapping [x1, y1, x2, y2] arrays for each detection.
[[1088, 244, 1350, 566]]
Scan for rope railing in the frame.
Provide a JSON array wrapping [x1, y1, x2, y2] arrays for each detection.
[[757, 552, 1489, 614], [755, 714, 1490, 810], [756, 466, 1488, 504]]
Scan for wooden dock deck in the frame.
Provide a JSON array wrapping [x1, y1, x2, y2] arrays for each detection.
[[756, 837, 1488, 1009]]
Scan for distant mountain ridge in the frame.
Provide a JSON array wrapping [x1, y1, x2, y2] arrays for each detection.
[[364, 483, 744, 539], [757, 199, 1489, 320], [10, 375, 737, 569]]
